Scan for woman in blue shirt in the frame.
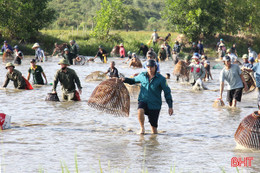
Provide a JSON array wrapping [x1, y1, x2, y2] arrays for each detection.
[[122, 59, 173, 134]]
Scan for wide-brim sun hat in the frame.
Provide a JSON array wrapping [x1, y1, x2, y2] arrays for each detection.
[[161, 45, 164, 48], [242, 54, 249, 59], [120, 43, 124, 46], [58, 59, 70, 66], [219, 43, 225, 47], [5, 62, 15, 69], [32, 43, 40, 49], [192, 56, 199, 59]]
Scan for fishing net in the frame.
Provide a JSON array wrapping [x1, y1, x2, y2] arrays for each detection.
[[173, 60, 189, 81], [234, 112, 260, 149], [85, 71, 108, 81], [88, 78, 130, 117], [242, 70, 256, 94]]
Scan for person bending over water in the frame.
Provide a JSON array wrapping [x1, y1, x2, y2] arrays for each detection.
[[2, 63, 27, 89], [122, 59, 173, 134]]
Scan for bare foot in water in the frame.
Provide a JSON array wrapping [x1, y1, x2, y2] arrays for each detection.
[[138, 128, 145, 135]]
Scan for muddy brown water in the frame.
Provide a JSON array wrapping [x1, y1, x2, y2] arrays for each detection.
[[0, 57, 259, 173]]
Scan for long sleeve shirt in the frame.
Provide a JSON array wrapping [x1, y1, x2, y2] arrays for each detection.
[[124, 72, 173, 110], [1, 44, 13, 52], [2, 69, 26, 89], [52, 68, 82, 93]]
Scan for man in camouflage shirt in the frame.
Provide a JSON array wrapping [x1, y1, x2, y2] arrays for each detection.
[[2, 62, 26, 89], [52, 59, 82, 101]]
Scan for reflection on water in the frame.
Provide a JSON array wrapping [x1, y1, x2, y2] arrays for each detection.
[[0, 57, 259, 173]]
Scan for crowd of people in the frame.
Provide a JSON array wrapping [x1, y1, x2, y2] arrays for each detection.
[[1, 31, 260, 134]]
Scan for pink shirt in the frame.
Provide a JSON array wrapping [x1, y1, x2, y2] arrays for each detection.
[[120, 47, 125, 57]]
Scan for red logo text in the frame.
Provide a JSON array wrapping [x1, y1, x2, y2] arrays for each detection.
[[231, 157, 253, 167]]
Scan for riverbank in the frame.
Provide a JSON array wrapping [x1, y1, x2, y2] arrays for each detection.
[[1, 30, 259, 58]]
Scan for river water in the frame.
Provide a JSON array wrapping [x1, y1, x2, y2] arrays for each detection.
[[0, 56, 259, 173]]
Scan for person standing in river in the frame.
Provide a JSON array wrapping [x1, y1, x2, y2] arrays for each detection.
[[137, 43, 149, 58], [219, 55, 248, 107], [105, 61, 119, 78], [94, 45, 109, 63], [52, 59, 82, 101], [122, 59, 173, 134], [62, 48, 74, 65], [27, 59, 47, 85]]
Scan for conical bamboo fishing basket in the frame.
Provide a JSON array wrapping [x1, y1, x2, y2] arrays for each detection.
[[85, 71, 108, 81], [173, 60, 189, 80], [242, 70, 256, 94], [234, 112, 260, 149], [88, 78, 130, 117]]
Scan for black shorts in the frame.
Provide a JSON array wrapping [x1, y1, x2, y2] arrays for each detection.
[[138, 102, 160, 128], [205, 65, 210, 73], [227, 88, 243, 103]]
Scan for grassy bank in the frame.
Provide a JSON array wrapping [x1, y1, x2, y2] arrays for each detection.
[[1, 30, 260, 58]]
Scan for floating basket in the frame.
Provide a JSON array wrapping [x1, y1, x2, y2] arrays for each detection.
[[85, 71, 108, 82], [234, 112, 260, 150], [45, 93, 60, 102], [242, 71, 256, 94], [212, 98, 225, 108], [88, 78, 130, 117]]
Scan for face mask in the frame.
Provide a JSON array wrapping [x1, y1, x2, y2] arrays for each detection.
[[62, 67, 67, 70]]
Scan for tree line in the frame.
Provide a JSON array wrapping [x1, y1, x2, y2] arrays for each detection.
[[0, 0, 260, 41]]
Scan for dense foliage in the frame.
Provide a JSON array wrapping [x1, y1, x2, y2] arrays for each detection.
[[164, 0, 260, 40], [0, 0, 55, 40], [48, 0, 166, 31]]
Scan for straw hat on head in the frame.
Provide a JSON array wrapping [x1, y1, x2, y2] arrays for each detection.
[[5, 62, 15, 69], [242, 54, 248, 59], [58, 59, 70, 66], [32, 43, 40, 49], [227, 49, 231, 53]]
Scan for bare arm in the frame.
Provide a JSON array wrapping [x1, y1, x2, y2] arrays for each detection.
[[219, 82, 224, 99], [42, 72, 48, 84], [27, 73, 30, 81]]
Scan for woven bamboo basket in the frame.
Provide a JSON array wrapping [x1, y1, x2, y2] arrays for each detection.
[[234, 112, 260, 149], [212, 98, 225, 108], [173, 60, 189, 81], [85, 71, 108, 81], [88, 78, 130, 117], [45, 93, 60, 101], [242, 71, 256, 94]]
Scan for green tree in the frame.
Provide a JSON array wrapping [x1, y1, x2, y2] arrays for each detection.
[[0, 0, 55, 40], [223, 0, 260, 34], [164, 0, 225, 40], [92, 0, 124, 38]]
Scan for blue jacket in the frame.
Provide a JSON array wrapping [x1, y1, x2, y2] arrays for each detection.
[[124, 72, 173, 110], [1, 44, 13, 52]]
